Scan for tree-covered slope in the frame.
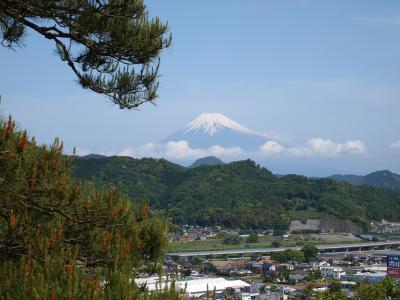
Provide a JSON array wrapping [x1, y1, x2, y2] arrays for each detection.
[[363, 170, 400, 189], [328, 174, 364, 186], [329, 170, 400, 190], [189, 156, 225, 168], [72, 156, 400, 230], [73, 155, 186, 207]]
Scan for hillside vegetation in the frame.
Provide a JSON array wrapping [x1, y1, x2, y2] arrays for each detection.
[[329, 170, 400, 190], [73, 156, 400, 230], [0, 118, 179, 299], [189, 156, 225, 168]]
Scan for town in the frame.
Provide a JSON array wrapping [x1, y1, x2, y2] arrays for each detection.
[[135, 220, 400, 299]]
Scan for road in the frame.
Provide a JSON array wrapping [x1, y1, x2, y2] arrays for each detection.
[[167, 240, 400, 257]]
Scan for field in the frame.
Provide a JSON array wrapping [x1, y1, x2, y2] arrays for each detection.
[[166, 233, 361, 253]]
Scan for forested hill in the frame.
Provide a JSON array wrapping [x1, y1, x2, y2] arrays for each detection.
[[329, 170, 400, 190], [189, 156, 225, 168], [72, 156, 400, 230]]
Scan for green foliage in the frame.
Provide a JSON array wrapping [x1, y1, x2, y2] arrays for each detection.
[[301, 244, 319, 262], [307, 269, 322, 281], [190, 156, 224, 168], [73, 156, 400, 230], [0, 117, 181, 299], [315, 281, 351, 299], [343, 254, 355, 263], [1, 0, 171, 109], [271, 249, 304, 263], [246, 233, 259, 243], [317, 278, 400, 300], [73, 155, 185, 209], [352, 278, 400, 300], [327, 281, 343, 294], [316, 290, 347, 300], [222, 235, 241, 245], [271, 240, 281, 247], [304, 282, 315, 299]]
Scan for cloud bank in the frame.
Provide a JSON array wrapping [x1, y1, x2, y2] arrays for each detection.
[[258, 138, 367, 157], [109, 138, 367, 161], [117, 141, 244, 161]]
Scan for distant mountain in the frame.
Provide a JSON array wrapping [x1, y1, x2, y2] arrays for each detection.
[[328, 174, 364, 186], [329, 170, 400, 189], [161, 112, 268, 149], [72, 155, 400, 230], [363, 170, 400, 189], [190, 156, 225, 168], [79, 154, 106, 160]]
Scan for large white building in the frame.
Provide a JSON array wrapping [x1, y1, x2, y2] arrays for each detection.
[[135, 276, 258, 299]]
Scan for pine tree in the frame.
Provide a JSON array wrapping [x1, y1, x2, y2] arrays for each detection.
[[0, 117, 182, 299], [0, 0, 171, 109]]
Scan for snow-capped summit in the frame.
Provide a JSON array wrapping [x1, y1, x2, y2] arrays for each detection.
[[161, 113, 268, 149], [183, 112, 257, 136]]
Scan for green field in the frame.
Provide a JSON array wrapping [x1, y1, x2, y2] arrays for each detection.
[[167, 236, 282, 253], [166, 233, 363, 253]]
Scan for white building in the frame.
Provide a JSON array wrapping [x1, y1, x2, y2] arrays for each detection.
[[135, 276, 256, 299], [310, 261, 330, 270], [321, 266, 346, 279]]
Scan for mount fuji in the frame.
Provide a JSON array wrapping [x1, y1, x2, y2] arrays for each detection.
[[161, 113, 269, 149]]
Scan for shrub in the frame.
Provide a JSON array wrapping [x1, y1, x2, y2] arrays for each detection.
[[0, 117, 181, 299]]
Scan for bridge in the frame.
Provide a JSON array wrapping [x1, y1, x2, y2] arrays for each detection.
[[167, 240, 400, 258]]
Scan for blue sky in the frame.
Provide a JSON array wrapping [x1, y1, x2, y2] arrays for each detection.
[[1, 0, 400, 176]]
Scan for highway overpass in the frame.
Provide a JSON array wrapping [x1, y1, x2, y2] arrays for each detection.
[[167, 240, 400, 258]]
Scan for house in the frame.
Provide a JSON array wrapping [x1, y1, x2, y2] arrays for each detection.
[[212, 260, 245, 275], [349, 270, 386, 283], [321, 266, 346, 279], [309, 261, 330, 270], [289, 271, 307, 283], [278, 263, 295, 271], [230, 269, 252, 277], [250, 253, 263, 261], [295, 263, 310, 271], [245, 261, 263, 272], [262, 262, 276, 272]]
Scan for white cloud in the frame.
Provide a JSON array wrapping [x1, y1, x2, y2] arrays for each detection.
[[118, 143, 161, 158], [307, 138, 343, 156], [342, 140, 367, 154], [258, 138, 367, 158], [102, 138, 367, 162], [118, 140, 244, 161], [259, 141, 285, 156], [74, 147, 92, 156], [164, 140, 206, 160], [286, 146, 312, 157], [208, 145, 243, 156], [390, 141, 400, 150], [305, 138, 367, 157]]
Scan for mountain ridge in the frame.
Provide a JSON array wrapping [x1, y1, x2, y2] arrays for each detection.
[[72, 155, 400, 230], [189, 156, 225, 168], [329, 170, 400, 190]]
